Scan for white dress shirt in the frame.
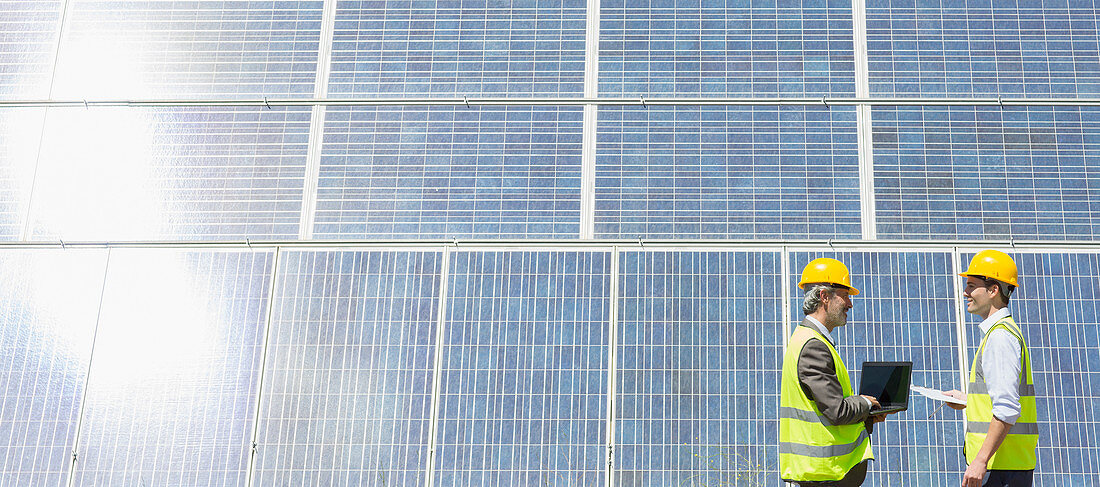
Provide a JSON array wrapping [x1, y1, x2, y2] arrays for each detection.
[[804, 316, 834, 345], [978, 307, 1023, 424]]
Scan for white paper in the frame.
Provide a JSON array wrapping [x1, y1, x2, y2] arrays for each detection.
[[910, 385, 967, 405]]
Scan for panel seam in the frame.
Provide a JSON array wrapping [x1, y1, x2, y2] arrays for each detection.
[[580, 0, 600, 239], [852, 0, 876, 240], [298, 0, 339, 239], [244, 247, 283, 486], [424, 246, 452, 487], [64, 248, 111, 487], [605, 246, 619, 487]]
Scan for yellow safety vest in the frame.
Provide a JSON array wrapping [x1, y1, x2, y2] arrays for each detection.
[[780, 326, 874, 482], [965, 315, 1038, 470]]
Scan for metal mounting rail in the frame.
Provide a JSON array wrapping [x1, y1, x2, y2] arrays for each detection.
[[4, 96, 1100, 109], [2, 238, 1100, 251]]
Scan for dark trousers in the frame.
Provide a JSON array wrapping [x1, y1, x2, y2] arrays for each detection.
[[793, 460, 869, 487], [984, 469, 1033, 487]]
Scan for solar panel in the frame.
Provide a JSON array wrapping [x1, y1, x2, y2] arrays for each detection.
[[72, 250, 273, 485], [867, 0, 1100, 96], [27, 107, 310, 240], [965, 251, 1100, 484], [435, 251, 609, 486], [329, 0, 586, 96], [789, 251, 963, 485], [0, 0, 63, 99], [615, 251, 783, 486], [315, 106, 583, 239], [600, 0, 856, 96], [252, 250, 441, 486], [0, 250, 106, 487], [873, 106, 1100, 240], [596, 106, 862, 239]]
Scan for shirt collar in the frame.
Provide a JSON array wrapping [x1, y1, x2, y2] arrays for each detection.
[[803, 316, 835, 345], [979, 307, 1012, 335]]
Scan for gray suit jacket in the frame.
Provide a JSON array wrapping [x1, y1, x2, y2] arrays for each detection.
[[795, 320, 874, 430]]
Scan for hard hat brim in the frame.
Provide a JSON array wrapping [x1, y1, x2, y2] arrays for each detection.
[[798, 281, 859, 296]]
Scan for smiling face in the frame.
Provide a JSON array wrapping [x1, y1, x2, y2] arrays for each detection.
[[822, 287, 853, 329], [963, 276, 999, 318]]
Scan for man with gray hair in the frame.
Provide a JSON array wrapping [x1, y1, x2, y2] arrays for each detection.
[[780, 258, 890, 486]]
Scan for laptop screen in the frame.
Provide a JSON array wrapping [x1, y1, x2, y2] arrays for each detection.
[[858, 361, 912, 408]]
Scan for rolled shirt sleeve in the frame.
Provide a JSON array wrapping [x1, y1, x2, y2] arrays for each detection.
[[981, 328, 1023, 424]]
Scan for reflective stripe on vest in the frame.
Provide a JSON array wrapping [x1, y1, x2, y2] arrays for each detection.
[[965, 315, 1038, 470], [780, 326, 874, 482]]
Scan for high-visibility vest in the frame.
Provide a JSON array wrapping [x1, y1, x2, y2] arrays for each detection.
[[780, 326, 874, 482], [966, 315, 1038, 470]]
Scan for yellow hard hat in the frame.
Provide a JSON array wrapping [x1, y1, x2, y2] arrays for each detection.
[[798, 257, 859, 295], [959, 249, 1018, 287]]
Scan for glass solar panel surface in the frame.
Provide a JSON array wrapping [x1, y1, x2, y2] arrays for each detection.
[[253, 250, 441, 486], [600, 0, 857, 96], [615, 251, 783, 486], [329, 0, 586, 96], [0, 250, 106, 487], [789, 250, 964, 485], [315, 107, 583, 239], [0, 0, 63, 99], [963, 251, 1100, 485], [72, 250, 273, 486], [596, 106, 862, 239], [27, 107, 310, 241], [52, 0, 323, 99], [867, 0, 1100, 96], [435, 251, 609, 486], [873, 106, 1100, 240]]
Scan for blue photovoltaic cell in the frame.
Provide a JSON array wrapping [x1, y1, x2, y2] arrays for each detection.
[[0, 0, 63, 99], [253, 251, 442, 486], [28, 107, 310, 241], [873, 106, 1100, 240], [964, 252, 1100, 485], [0, 250, 106, 487], [0, 109, 45, 240], [867, 0, 1100, 96], [52, 0, 322, 99], [72, 250, 273, 486], [435, 251, 609, 487], [315, 106, 583, 239], [615, 251, 782, 486], [789, 251, 963, 485], [600, 0, 856, 97], [329, 0, 586, 96], [596, 106, 862, 239]]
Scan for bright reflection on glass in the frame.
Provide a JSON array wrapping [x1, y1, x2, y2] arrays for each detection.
[[0, 249, 108, 485], [74, 249, 271, 485], [0, 109, 46, 239], [51, 37, 145, 99], [89, 251, 221, 385], [28, 108, 160, 240]]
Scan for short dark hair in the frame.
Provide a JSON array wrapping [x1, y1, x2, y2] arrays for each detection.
[[978, 276, 1014, 304]]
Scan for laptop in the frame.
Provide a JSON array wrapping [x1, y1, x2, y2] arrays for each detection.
[[858, 361, 913, 414]]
